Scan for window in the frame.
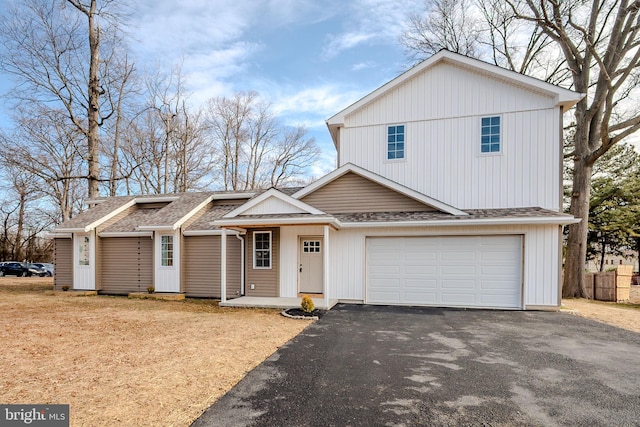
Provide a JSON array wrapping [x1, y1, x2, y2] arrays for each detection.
[[303, 240, 321, 253], [481, 116, 501, 153], [254, 231, 271, 269], [79, 236, 90, 266], [387, 125, 405, 160], [161, 235, 173, 267]]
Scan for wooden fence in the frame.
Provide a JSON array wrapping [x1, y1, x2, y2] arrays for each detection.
[[584, 265, 633, 302]]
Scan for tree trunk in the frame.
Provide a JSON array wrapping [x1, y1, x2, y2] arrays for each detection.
[[86, 0, 100, 198], [563, 157, 593, 298]]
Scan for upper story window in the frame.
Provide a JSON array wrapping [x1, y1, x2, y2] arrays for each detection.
[[254, 231, 272, 269], [481, 116, 501, 153], [387, 125, 405, 160], [161, 235, 174, 266], [79, 236, 90, 266]]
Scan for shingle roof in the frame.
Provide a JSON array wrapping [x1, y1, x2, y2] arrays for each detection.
[[183, 203, 244, 231], [136, 192, 214, 227], [100, 207, 164, 233], [333, 207, 570, 223], [56, 196, 135, 230]]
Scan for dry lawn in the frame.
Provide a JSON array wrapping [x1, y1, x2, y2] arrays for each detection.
[[0, 278, 310, 426], [562, 298, 640, 334]]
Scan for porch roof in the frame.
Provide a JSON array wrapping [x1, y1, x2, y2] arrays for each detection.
[[214, 213, 340, 228]]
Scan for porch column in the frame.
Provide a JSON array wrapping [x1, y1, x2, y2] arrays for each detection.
[[221, 228, 227, 303], [323, 225, 329, 309]]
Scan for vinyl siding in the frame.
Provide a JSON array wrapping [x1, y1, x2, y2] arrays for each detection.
[[339, 61, 562, 211], [279, 225, 326, 297], [183, 235, 242, 298], [100, 237, 153, 294], [301, 172, 434, 213], [245, 228, 279, 297], [327, 224, 560, 308], [53, 238, 73, 290]]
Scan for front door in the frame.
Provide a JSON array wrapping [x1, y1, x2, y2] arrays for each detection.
[[299, 237, 323, 294]]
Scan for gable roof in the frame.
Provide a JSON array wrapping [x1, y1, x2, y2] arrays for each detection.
[[326, 50, 584, 144], [292, 163, 468, 216], [222, 188, 326, 218]]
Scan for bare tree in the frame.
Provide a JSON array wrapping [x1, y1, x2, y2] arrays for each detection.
[[401, 0, 483, 62], [0, 0, 127, 199], [402, 0, 640, 298], [205, 91, 319, 191]]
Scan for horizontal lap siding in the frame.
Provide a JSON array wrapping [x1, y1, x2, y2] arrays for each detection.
[[301, 172, 432, 213], [246, 228, 279, 297], [54, 238, 73, 290], [183, 236, 242, 298], [100, 237, 152, 294]]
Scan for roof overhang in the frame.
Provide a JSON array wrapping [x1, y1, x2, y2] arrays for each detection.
[[222, 188, 326, 218], [44, 232, 72, 239], [98, 231, 153, 238], [214, 216, 342, 229], [137, 225, 175, 231], [182, 229, 244, 237], [340, 215, 580, 228]]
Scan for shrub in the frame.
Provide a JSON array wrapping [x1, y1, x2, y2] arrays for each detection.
[[147, 286, 155, 294], [61, 285, 69, 292], [300, 295, 315, 313]]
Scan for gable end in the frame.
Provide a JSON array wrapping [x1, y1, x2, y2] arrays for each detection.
[[300, 172, 436, 214]]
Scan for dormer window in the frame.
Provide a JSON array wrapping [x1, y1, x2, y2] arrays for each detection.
[[387, 125, 405, 160], [481, 116, 501, 153]]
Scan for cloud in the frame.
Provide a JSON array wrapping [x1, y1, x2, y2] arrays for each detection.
[[320, 0, 422, 60], [351, 61, 376, 71]]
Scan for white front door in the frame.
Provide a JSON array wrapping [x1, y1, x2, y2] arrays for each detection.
[[73, 232, 95, 290], [299, 237, 323, 294], [154, 231, 181, 292]]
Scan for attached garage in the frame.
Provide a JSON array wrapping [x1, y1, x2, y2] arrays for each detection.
[[100, 237, 153, 294], [366, 235, 523, 309]]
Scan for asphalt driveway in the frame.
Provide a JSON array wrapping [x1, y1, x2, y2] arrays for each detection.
[[193, 304, 640, 427]]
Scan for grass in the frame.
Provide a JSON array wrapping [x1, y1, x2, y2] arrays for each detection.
[[0, 277, 310, 426]]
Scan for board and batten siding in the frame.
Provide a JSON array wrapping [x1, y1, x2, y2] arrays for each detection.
[[54, 238, 73, 290], [339, 62, 562, 211], [279, 225, 327, 297], [245, 228, 279, 297], [327, 224, 560, 309], [183, 235, 242, 298], [300, 172, 433, 213], [100, 237, 153, 294]]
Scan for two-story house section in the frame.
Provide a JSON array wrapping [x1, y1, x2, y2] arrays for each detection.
[[52, 51, 583, 311], [326, 50, 582, 212]]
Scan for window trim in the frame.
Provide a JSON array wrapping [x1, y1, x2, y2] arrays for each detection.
[[386, 124, 406, 162], [253, 231, 272, 270], [480, 115, 502, 156], [161, 235, 174, 267]]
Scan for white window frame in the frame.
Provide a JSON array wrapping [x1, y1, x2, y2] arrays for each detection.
[[479, 115, 503, 156], [253, 231, 272, 269], [385, 124, 407, 162]]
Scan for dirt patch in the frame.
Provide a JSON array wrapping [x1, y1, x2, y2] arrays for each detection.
[[0, 277, 309, 426]]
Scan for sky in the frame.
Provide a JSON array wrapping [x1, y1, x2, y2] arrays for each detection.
[[0, 0, 423, 179]]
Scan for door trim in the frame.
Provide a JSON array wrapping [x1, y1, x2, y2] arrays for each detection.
[[298, 235, 324, 294]]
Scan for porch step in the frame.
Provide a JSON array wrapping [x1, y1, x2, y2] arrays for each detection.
[[128, 292, 186, 301]]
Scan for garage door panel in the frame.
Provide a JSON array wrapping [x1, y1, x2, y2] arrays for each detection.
[[405, 265, 438, 275], [367, 235, 522, 309]]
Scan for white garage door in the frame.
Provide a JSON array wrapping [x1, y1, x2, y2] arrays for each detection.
[[366, 235, 522, 309]]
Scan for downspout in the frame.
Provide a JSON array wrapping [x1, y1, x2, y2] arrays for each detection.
[[235, 233, 245, 296], [221, 229, 227, 303]]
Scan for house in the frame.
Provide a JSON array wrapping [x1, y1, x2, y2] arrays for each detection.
[[50, 50, 583, 310]]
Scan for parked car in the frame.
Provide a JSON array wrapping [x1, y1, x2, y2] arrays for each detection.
[[27, 264, 48, 277], [0, 262, 48, 277], [31, 263, 54, 277], [0, 262, 30, 277]]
